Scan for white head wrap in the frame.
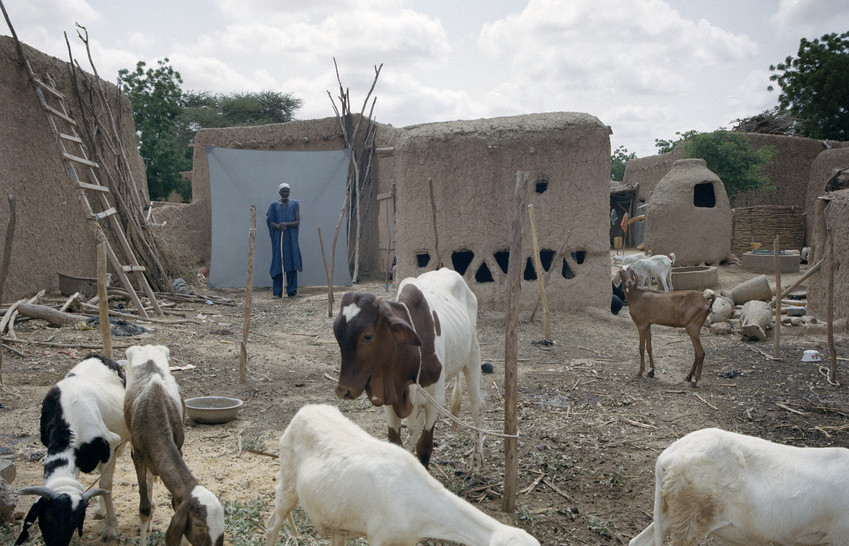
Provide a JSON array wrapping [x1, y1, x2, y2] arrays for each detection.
[[279, 183, 291, 190]]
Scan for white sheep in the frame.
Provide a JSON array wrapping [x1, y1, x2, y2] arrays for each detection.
[[629, 427, 849, 545], [15, 354, 127, 546], [124, 344, 225, 546], [266, 404, 540, 546], [628, 253, 675, 291]]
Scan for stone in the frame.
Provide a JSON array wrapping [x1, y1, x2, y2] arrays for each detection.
[[710, 322, 734, 335]]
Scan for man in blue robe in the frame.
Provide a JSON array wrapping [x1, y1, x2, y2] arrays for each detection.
[[266, 182, 302, 297]]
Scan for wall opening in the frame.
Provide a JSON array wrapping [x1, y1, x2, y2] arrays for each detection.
[[572, 250, 586, 264], [693, 182, 716, 208], [475, 262, 494, 283], [416, 252, 430, 268], [539, 249, 555, 271], [494, 250, 510, 274], [535, 178, 549, 194], [562, 259, 574, 279], [451, 250, 475, 275], [523, 257, 537, 281]]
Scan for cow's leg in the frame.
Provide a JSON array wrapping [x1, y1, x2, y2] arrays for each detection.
[[413, 382, 443, 468], [464, 345, 485, 473], [384, 405, 404, 447]]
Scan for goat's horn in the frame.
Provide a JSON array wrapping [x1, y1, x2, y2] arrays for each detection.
[[16, 486, 57, 499], [84, 488, 110, 500]]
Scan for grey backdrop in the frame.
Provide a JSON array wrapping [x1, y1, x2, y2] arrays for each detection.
[[206, 146, 353, 289]]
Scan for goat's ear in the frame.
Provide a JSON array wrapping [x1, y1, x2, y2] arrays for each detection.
[[165, 501, 190, 546], [14, 500, 41, 545]]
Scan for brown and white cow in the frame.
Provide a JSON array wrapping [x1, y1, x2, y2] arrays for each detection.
[[333, 268, 485, 472]]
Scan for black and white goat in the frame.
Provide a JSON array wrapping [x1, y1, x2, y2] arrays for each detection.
[[123, 344, 225, 546], [15, 354, 128, 546]]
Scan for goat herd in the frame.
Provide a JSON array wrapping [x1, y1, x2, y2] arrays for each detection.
[[10, 266, 849, 546]]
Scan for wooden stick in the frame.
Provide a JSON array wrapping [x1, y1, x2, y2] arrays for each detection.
[[318, 227, 334, 318], [768, 259, 822, 308], [0, 195, 15, 390], [428, 178, 442, 269], [773, 236, 781, 358], [502, 171, 528, 513], [240, 205, 256, 384], [527, 204, 550, 341], [97, 234, 112, 359]]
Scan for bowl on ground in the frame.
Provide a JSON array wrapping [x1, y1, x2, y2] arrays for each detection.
[[185, 396, 243, 424]]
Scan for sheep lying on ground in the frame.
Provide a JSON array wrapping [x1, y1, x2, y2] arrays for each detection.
[[629, 427, 849, 545], [124, 344, 225, 546], [15, 354, 127, 546], [266, 404, 540, 546]]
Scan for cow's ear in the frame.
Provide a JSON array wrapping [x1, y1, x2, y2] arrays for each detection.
[[379, 302, 422, 346]]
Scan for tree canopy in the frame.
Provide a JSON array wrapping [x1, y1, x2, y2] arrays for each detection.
[[610, 145, 636, 181], [119, 59, 303, 202], [769, 31, 849, 141]]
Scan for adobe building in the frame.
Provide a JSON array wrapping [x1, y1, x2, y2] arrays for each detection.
[[643, 159, 732, 266]]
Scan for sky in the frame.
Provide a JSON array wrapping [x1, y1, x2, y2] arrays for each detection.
[[4, 0, 849, 158]]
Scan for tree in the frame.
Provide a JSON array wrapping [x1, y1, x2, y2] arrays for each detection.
[[118, 59, 191, 201], [176, 90, 302, 161], [681, 129, 776, 201], [769, 31, 849, 140], [654, 130, 699, 154], [610, 145, 636, 181]]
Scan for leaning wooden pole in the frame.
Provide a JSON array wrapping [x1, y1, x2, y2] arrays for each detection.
[[0, 195, 16, 391], [240, 206, 256, 384], [96, 232, 112, 359], [772, 236, 782, 358], [502, 171, 528, 513], [318, 227, 334, 318], [527, 204, 550, 342]]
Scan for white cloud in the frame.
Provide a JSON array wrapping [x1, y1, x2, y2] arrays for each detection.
[[770, 0, 849, 32]]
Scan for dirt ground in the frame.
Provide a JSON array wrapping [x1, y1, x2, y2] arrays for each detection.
[[1, 255, 848, 545]]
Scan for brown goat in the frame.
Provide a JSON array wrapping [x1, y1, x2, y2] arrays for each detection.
[[618, 268, 715, 387]]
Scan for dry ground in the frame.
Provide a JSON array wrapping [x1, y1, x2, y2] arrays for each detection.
[[1, 256, 848, 545]]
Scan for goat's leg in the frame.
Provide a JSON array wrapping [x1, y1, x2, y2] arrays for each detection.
[[130, 449, 154, 544], [643, 326, 655, 378], [95, 442, 123, 539], [685, 329, 706, 388]]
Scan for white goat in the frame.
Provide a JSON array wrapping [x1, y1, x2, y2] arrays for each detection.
[[629, 252, 675, 291], [612, 250, 651, 267], [124, 344, 225, 546], [266, 404, 540, 546], [629, 427, 849, 546], [15, 354, 127, 546]]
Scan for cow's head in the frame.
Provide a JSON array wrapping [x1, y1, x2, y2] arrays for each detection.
[[333, 292, 422, 413]]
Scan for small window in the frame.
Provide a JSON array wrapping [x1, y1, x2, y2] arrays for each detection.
[[694, 182, 716, 208], [475, 262, 494, 283], [539, 249, 555, 272], [494, 250, 510, 274], [451, 250, 474, 275], [523, 257, 537, 281], [535, 179, 549, 194], [562, 259, 575, 279], [416, 253, 430, 268], [572, 250, 586, 264]]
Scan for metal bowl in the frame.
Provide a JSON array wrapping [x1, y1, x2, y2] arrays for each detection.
[[185, 396, 244, 424]]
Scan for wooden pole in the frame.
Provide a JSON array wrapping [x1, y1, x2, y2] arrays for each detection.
[[527, 204, 550, 342], [96, 233, 112, 359], [773, 236, 780, 358], [318, 227, 334, 318], [502, 171, 528, 513], [428, 178, 442, 269], [0, 195, 16, 390], [240, 206, 256, 384], [825, 204, 837, 384], [768, 259, 822, 308]]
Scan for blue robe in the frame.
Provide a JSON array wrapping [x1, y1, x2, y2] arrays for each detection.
[[266, 200, 303, 279]]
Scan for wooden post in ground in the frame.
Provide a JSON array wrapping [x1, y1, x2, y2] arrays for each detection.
[[318, 227, 334, 318], [96, 232, 112, 359], [502, 171, 528, 513], [240, 205, 256, 384], [0, 195, 16, 391], [527, 204, 550, 342], [773, 236, 781, 358]]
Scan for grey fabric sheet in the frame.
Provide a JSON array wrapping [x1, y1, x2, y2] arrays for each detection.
[[207, 146, 352, 288]]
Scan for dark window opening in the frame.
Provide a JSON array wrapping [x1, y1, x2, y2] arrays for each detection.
[[562, 259, 575, 279], [475, 262, 494, 283], [694, 182, 716, 208], [416, 253, 430, 268], [451, 250, 474, 276], [539, 249, 555, 271], [572, 250, 586, 264], [523, 257, 537, 281], [494, 250, 510, 274], [535, 179, 549, 193]]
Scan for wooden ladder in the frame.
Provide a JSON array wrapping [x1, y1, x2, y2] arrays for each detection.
[[26, 65, 163, 318]]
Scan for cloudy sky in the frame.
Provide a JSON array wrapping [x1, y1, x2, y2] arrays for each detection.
[[5, 0, 849, 157]]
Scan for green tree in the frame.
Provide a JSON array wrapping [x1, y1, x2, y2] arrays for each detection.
[[769, 31, 849, 140], [610, 145, 636, 181], [654, 130, 699, 154], [118, 58, 191, 201], [681, 129, 776, 201], [176, 90, 302, 160]]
